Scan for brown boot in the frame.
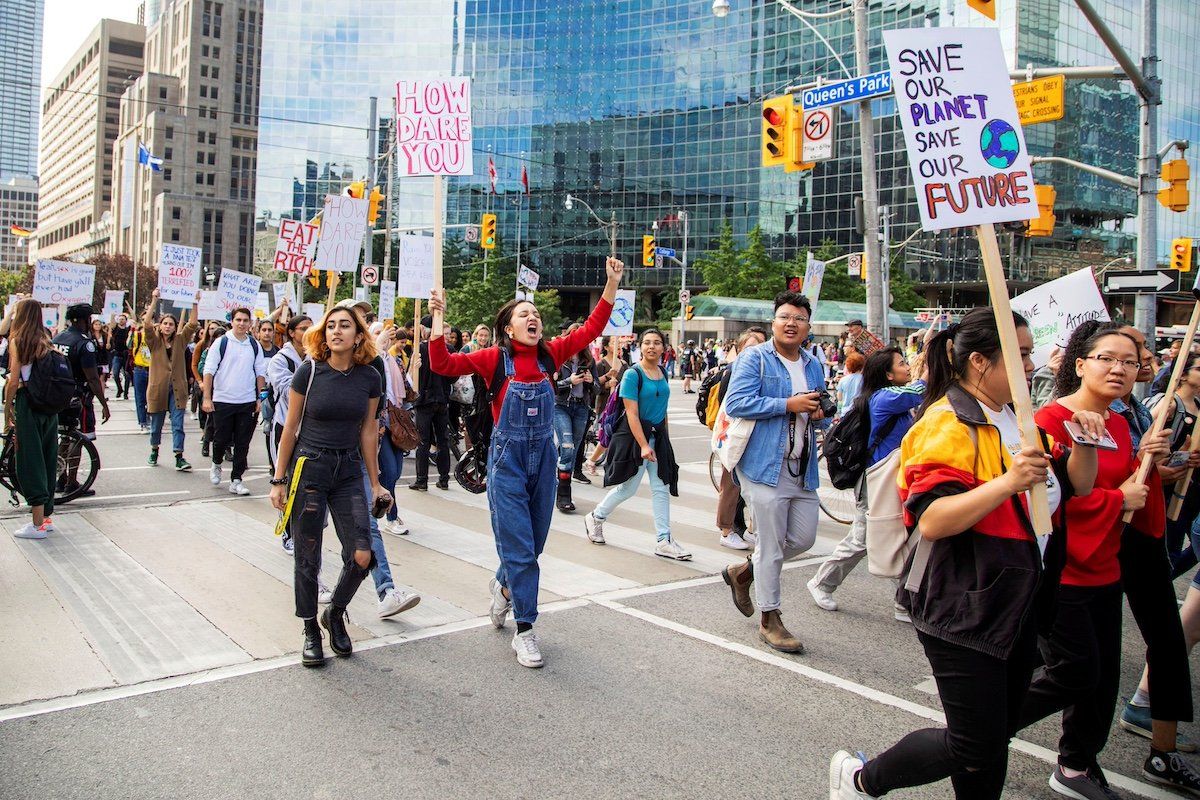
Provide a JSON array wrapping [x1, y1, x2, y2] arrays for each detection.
[[721, 557, 754, 617], [758, 609, 804, 654]]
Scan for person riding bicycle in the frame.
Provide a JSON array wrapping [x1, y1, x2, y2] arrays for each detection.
[[52, 303, 110, 496]]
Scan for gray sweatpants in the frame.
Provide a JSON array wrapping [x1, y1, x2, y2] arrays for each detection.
[[737, 464, 819, 612], [811, 477, 904, 611]]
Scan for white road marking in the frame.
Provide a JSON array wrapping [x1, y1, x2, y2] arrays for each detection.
[[70, 490, 191, 502]]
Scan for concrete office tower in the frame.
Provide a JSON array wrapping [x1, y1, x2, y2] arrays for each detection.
[[0, 177, 39, 270], [0, 0, 44, 182], [110, 0, 263, 278]]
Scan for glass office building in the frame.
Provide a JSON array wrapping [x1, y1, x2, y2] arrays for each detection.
[[0, 0, 44, 182], [256, 0, 1200, 313]]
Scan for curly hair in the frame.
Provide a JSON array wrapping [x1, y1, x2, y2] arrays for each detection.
[[1053, 320, 1139, 399], [303, 307, 379, 365]]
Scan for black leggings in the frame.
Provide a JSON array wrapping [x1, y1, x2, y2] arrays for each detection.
[[860, 628, 1038, 799]]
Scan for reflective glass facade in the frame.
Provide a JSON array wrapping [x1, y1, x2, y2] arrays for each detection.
[[0, 0, 44, 182]]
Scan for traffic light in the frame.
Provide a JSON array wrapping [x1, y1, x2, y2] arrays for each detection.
[[346, 181, 365, 199], [761, 95, 791, 168], [481, 213, 496, 250], [1171, 238, 1194, 272], [367, 186, 384, 225], [966, 0, 995, 20], [1025, 184, 1056, 237], [308, 269, 321, 288], [685, 305, 695, 321], [642, 235, 657, 267], [1159, 159, 1190, 213]]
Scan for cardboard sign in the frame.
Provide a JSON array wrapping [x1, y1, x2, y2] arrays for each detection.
[[274, 218, 319, 275], [303, 302, 326, 323], [33, 260, 96, 306], [313, 195, 367, 274], [41, 306, 59, 331], [603, 290, 636, 336], [396, 235, 436, 299], [883, 28, 1039, 231], [5, 295, 19, 317], [216, 268, 262, 315], [197, 291, 226, 321], [802, 254, 826, 307], [395, 77, 474, 177], [271, 282, 296, 311], [378, 280, 396, 321], [254, 291, 271, 319], [518, 265, 540, 292], [103, 290, 126, 323], [1011, 268, 1110, 369], [157, 244, 203, 304]]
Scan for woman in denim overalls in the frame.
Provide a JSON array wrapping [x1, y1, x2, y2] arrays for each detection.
[[428, 258, 623, 668]]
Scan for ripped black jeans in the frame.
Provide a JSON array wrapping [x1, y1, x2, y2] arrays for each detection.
[[289, 445, 375, 619]]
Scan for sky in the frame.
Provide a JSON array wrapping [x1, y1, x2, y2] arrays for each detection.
[[40, 0, 142, 87]]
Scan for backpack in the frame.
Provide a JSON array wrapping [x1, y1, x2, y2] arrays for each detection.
[[25, 350, 77, 414], [695, 366, 726, 425], [261, 352, 295, 422], [450, 375, 476, 406], [132, 330, 152, 368], [822, 405, 872, 490], [210, 334, 261, 387], [598, 366, 643, 447]]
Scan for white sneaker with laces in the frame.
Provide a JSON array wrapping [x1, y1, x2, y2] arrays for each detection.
[[829, 750, 872, 799], [209, 463, 222, 485], [378, 587, 421, 619], [894, 609, 912, 624], [743, 531, 757, 548], [384, 519, 410, 536], [41, 517, 57, 532], [489, 577, 511, 628], [583, 512, 606, 544], [317, 583, 334, 605], [511, 629, 545, 668], [655, 538, 693, 561], [13, 521, 48, 539], [228, 479, 250, 496], [807, 577, 839, 611], [720, 531, 750, 550]]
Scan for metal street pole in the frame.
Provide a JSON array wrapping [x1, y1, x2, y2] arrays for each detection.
[[1134, 0, 1159, 345], [361, 96, 378, 297], [879, 204, 891, 344], [853, 0, 884, 339], [680, 210, 689, 348]]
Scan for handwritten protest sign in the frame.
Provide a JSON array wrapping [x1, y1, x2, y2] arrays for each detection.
[[303, 302, 325, 323], [215, 268, 262, 315], [103, 290, 126, 322], [603, 290, 636, 337], [42, 306, 59, 331], [803, 253, 827, 306], [395, 77, 473, 177], [33, 260, 95, 306], [396, 235, 436, 299], [273, 218, 319, 275], [518, 265, 540, 292], [157, 245, 203, 304], [883, 29, 1039, 231], [378, 281, 396, 321], [254, 291, 271, 319], [313, 195, 367, 274], [271, 282, 296, 311], [197, 291, 226, 321], [1011, 268, 1110, 369]]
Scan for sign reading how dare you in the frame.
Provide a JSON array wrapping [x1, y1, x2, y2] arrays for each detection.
[[395, 77, 473, 177]]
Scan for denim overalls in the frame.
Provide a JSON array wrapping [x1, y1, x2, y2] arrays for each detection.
[[487, 349, 556, 625]]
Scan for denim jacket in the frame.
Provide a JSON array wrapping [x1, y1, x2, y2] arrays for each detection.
[[1110, 395, 1152, 450], [724, 339, 829, 489]]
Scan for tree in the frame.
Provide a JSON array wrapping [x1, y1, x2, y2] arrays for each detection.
[[737, 226, 787, 300], [445, 255, 561, 335], [88, 253, 157, 313], [803, 240, 865, 305], [693, 222, 741, 297]]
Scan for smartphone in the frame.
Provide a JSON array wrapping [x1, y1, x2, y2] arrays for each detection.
[[1062, 420, 1119, 452], [1166, 451, 1190, 469]]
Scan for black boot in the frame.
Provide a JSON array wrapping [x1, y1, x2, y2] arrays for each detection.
[[556, 472, 575, 513], [321, 605, 353, 656], [201, 440, 210, 458], [301, 618, 325, 667]]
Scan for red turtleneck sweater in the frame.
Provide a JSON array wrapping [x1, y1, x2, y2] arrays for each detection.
[[428, 299, 613, 423]]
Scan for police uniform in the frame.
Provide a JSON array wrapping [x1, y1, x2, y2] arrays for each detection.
[[52, 319, 98, 439]]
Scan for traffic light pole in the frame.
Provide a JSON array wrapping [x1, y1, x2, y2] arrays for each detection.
[[679, 210, 689, 348], [853, 0, 885, 342]]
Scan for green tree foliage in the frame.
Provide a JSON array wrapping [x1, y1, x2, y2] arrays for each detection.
[[693, 222, 741, 297], [445, 249, 561, 335]]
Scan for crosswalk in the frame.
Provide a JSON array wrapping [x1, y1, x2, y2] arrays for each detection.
[[0, 406, 855, 709]]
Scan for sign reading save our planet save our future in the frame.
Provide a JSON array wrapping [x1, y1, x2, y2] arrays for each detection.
[[883, 28, 1040, 232]]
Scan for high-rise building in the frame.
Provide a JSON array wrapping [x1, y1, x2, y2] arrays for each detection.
[[110, 0, 264, 277], [0, 0, 44, 182], [254, 0, 1199, 315], [0, 176, 39, 270], [35, 19, 145, 262]]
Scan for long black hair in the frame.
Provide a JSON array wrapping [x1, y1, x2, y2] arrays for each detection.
[[916, 307, 1029, 419], [494, 298, 555, 370], [1053, 320, 1140, 399], [850, 347, 905, 423]]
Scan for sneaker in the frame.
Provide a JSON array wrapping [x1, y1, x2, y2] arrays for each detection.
[[281, 531, 294, 555], [378, 588, 421, 619], [720, 531, 750, 550], [1144, 750, 1200, 796], [175, 454, 192, 472], [894, 609, 912, 624], [317, 584, 334, 605], [654, 538, 693, 561], [1049, 766, 1121, 800], [829, 750, 871, 799], [228, 479, 250, 496], [583, 512, 606, 544], [572, 469, 592, 485], [1121, 702, 1199, 752], [41, 517, 56, 532], [209, 463, 222, 485], [488, 577, 511, 628], [511, 629, 545, 668], [148, 449, 159, 467], [743, 531, 757, 548], [201, 442, 210, 458], [384, 519, 410, 536], [807, 577, 839, 611], [583, 460, 599, 476], [12, 521, 48, 540]]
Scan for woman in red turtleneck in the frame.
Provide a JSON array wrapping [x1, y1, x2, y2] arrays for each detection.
[[427, 257, 623, 669]]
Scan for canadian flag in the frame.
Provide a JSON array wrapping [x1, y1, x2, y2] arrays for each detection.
[[488, 157, 496, 194]]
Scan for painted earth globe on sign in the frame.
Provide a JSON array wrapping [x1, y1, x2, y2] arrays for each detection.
[[980, 118, 1021, 168]]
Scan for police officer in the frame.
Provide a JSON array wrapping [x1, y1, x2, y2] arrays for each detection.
[[52, 304, 111, 453]]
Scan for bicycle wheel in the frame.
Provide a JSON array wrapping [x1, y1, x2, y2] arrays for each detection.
[[0, 433, 19, 499], [55, 429, 100, 504], [816, 449, 855, 525], [708, 451, 722, 492]]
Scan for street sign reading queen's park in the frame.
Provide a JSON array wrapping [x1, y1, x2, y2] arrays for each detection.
[[801, 71, 893, 110]]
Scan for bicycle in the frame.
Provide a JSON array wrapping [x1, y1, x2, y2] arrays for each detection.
[[707, 447, 855, 526], [0, 413, 101, 507]]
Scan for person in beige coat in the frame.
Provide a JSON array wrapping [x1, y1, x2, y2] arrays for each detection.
[[143, 288, 200, 470]]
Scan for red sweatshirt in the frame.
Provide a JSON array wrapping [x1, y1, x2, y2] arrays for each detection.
[[1036, 401, 1164, 587], [428, 299, 614, 423]]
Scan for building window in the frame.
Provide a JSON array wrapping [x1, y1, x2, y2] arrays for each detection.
[[172, 228, 180, 241], [172, 207, 181, 220], [166, 126, 173, 139], [164, 148, 172, 160], [159, 87, 167, 100], [163, 168, 172, 182]]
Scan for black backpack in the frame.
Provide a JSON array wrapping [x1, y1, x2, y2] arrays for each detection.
[[823, 401, 902, 490], [25, 350, 78, 414]]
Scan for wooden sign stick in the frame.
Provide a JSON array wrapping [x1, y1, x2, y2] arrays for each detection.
[[431, 174, 445, 336], [1124, 299, 1200, 522], [324, 271, 340, 313], [411, 299, 422, 394], [976, 223, 1052, 536], [1168, 407, 1200, 521]]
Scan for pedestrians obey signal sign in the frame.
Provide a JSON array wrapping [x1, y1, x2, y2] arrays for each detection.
[[802, 110, 834, 162], [1012, 75, 1065, 126], [678, 289, 691, 305], [362, 265, 379, 286]]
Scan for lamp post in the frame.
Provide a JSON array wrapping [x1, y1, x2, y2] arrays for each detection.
[[564, 194, 618, 260]]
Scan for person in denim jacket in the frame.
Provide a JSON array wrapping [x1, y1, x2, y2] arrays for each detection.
[[719, 291, 830, 654]]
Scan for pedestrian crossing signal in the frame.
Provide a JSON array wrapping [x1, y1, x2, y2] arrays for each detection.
[[1172, 238, 1194, 273], [685, 305, 695, 321]]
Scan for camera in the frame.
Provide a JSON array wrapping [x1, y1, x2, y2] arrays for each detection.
[[817, 389, 837, 419]]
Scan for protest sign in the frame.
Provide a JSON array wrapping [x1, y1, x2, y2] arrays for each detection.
[[883, 28, 1039, 232], [157, 245, 203, 304], [197, 291, 226, 321], [303, 302, 325, 322], [273, 218, 319, 275], [354, 287, 368, 303], [103, 290, 126, 322], [313, 195, 368, 274], [1011, 268, 1110, 368], [603, 290, 636, 336], [395, 77, 473, 177], [215, 268, 262, 315], [5, 295, 18, 318], [396, 235, 436, 299], [255, 291, 271, 319], [802, 253, 826, 306], [271, 282, 296, 311], [518, 265, 540, 292], [33, 260, 95, 306], [41, 306, 59, 331], [378, 280, 396, 321]]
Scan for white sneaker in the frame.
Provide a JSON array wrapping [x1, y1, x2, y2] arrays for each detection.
[[488, 577, 511, 628], [378, 587, 421, 619], [317, 584, 334, 605], [511, 629, 544, 668], [13, 521, 48, 539], [743, 531, 757, 548], [655, 538, 693, 561], [720, 531, 750, 550], [209, 463, 222, 485], [583, 512, 606, 544], [41, 517, 57, 532], [894, 609, 912, 624], [807, 577, 839, 611], [384, 519, 410, 536], [228, 479, 250, 496], [829, 750, 871, 799]]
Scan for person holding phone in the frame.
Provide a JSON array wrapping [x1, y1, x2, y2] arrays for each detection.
[[552, 323, 597, 512]]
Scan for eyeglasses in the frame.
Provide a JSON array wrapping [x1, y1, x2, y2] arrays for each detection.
[[774, 314, 810, 324], [1085, 355, 1142, 371]]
